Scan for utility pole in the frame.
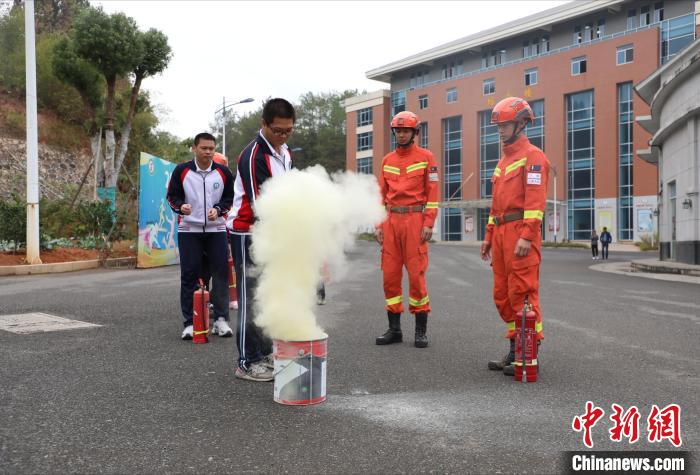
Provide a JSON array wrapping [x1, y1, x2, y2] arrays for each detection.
[[25, 0, 41, 264]]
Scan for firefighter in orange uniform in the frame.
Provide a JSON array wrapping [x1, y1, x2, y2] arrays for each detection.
[[480, 97, 550, 375], [375, 111, 438, 348]]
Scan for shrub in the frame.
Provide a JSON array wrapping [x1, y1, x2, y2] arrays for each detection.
[[636, 234, 659, 251], [0, 196, 25, 251]]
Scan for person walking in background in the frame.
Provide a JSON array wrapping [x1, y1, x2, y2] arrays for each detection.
[[228, 98, 296, 382], [590, 229, 599, 260], [600, 227, 612, 259]]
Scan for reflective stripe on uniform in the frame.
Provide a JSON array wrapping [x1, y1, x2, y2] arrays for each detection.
[[524, 210, 544, 220], [409, 295, 429, 307], [426, 202, 438, 209], [488, 215, 495, 225], [406, 162, 428, 173], [383, 165, 400, 175], [386, 295, 402, 305], [507, 321, 516, 332], [536, 321, 542, 333], [493, 167, 502, 177], [505, 157, 527, 175]]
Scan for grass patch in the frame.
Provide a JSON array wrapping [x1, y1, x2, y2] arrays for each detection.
[[635, 234, 659, 251], [541, 241, 590, 249]]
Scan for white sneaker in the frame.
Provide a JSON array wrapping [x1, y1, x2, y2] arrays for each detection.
[[235, 363, 274, 382], [261, 354, 275, 370], [181, 325, 193, 340], [212, 317, 233, 337]]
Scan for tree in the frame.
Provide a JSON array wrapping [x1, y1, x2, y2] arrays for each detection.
[[52, 35, 105, 170], [115, 28, 172, 183], [72, 7, 142, 189]]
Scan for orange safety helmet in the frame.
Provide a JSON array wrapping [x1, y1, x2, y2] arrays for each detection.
[[390, 111, 420, 130], [212, 152, 228, 166], [491, 97, 535, 125]]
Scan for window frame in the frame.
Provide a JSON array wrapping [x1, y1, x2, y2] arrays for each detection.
[[482, 78, 496, 96], [446, 87, 458, 103], [616, 44, 634, 65], [418, 94, 428, 110], [571, 56, 587, 76], [525, 68, 538, 86]]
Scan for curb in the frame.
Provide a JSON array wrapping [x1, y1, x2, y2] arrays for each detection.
[[0, 257, 136, 276], [590, 261, 700, 285], [631, 260, 700, 277]]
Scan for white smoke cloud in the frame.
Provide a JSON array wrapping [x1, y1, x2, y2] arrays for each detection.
[[251, 166, 385, 342]]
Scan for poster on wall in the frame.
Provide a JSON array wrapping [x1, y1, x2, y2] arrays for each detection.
[[598, 211, 613, 233], [637, 209, 653, 233], [137, 152, 180, 268], [464, 215, 474, 233], [547, 211, 561, 232]]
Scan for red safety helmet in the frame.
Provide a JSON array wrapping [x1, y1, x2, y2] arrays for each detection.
[[390, 111, 420, 130], [212, 152, 228, 166], [491, 97, 535, 125]]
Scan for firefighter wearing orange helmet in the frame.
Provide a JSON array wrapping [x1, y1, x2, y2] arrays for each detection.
[[375, 111, 438, 348], [480, 97, 550, 376]]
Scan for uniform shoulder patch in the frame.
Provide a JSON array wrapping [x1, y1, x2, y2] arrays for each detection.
[[529, 164, 541, 172], [429, 166, 438, 172]]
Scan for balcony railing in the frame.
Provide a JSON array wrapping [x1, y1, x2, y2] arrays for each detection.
[[397, 13, 696, 95]]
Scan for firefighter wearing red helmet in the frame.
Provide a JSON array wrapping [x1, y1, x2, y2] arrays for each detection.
[[375, 111, 438, 348], [480, 97, 550, 375]]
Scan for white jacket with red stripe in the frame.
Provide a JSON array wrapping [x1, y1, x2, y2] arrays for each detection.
[[166, 159, 234, 233], [227, 132, 292, 233]]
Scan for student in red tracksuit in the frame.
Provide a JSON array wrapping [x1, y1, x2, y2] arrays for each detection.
[[480, 97, 550, 376], [375, 111, 438, 348]]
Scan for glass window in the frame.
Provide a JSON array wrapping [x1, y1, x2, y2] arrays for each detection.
[[481, 54, 488, 68], [596, 19, 605, 38], [573, 26, 582, 44], [616, 44, 634, 65], [618, 83, 634, 240], [391, 91, 405, 116], [442, 208, 462, 241], [356, 107, 373, 127], [525, 100, 545, 151], [443, 116, 462, 203], [446, 88, 458, 103], [409, 74, 416, 89], [357, 157, 372, 174], [541, 35, 550, 53], [660, 13, 695, 64], [480, 111, 500, 199], [640, 6, 650, 27], [571, 56, 587, 76], [654, 2, 664, 23], [419, 122, 428, 149], [419, 95, 428, 110], [357, 132, 373, 152], [483, 78, 495, 95], [525, 68, 538, 86], [567, 90, 595, 240], [627, 9, 637, 30], [522, 40, 529, 58], [584, 23, 593, 42]]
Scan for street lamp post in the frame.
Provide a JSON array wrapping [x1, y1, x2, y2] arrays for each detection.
[[25, 0, 41, 264], [216, 97, 254, 157]]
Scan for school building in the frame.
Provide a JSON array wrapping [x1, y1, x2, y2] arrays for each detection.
[[344, 0, 699, 243]]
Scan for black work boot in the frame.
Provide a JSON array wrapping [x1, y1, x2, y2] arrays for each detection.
[[414, 312, 429, 348], [376, 311, 402, 345], [488, 338, 515, 371], [504, 340, 541, 376]]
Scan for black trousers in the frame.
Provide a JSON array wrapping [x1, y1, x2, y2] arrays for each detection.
[[602, 243, 609, 259], [178, 232, 229, 327], [591, 244, 598, 257], [231, 232, 272, 369]]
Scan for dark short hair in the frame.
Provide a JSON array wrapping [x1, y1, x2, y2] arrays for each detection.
[[194, 132, 216, 145], [262, 98, 295, 125]]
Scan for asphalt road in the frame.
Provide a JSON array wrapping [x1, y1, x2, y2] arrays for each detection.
[[1, 242, 698, 474]]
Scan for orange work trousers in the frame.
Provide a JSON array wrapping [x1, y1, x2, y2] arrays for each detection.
[[382, 212, 430, 314], [491, 220, 543, 340]]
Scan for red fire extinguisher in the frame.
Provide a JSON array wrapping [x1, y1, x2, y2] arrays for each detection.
[[193, 279, 209, 344], [228, 253, 238, 310], [514, 296, 538, 382]]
